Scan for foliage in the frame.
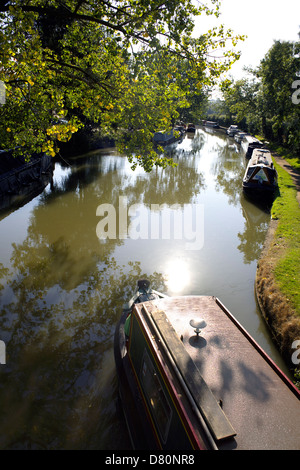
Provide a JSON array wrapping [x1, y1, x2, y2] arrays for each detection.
[[265, 141, 300, 171], [219, 76, 261, 133], [0, 0, 244, 170], [259, 40, 300, 149], [217, 39, 300, 159]]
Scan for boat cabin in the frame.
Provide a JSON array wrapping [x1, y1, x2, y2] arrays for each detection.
[[243, 148, 278, 200], [242, 135, 265, 158], [153, 130, 175, 146], [114, 291, 300, 450]]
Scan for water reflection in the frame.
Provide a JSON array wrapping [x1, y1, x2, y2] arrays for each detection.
[[0, 129, 285, 450], [238, 194, 270, 264], [0, 251, 166, 449]]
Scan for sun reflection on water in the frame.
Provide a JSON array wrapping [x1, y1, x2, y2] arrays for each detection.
[[165, 258, 191, 294]]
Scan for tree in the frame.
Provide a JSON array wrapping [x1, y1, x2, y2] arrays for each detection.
[[0, 0, 244, 170], [258, 40, 300, 149], [220, 75, 261, 133], [218, 38, 300, 153]]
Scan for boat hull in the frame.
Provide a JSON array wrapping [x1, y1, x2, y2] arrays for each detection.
[[242, 182, 277, 202], [114, 310, 161, 449]]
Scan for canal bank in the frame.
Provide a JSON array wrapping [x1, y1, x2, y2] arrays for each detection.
[[255, 152, 300, 370]]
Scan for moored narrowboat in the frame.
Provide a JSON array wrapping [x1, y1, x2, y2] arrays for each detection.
[[242, 135, 265, 158], [204, 121, 219, 129], [226, 125, 239, 137], [0, 149, 53, 212], [114, 281, 300, 450], [153, 128, 183, 147], [242, 148, 278, 202], [187, 123, 196, 132]]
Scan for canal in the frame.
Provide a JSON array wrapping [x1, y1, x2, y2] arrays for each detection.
[[0, 128, 288, 449]]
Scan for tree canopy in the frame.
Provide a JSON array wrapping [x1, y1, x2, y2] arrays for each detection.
[[0, 0, 244, 170], [218, 39, 300, 155]]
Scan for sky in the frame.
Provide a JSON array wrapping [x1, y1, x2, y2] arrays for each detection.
[[194, 0, 300, 80]]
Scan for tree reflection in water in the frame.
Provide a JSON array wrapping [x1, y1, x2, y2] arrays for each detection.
[[0, 232, 166, 449]]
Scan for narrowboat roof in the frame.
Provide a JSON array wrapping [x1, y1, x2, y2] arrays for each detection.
[[242, 135, 261, 144], [153, 130, 173, 140], [133, 295, 300, 450], [249, 148, 272, 165]]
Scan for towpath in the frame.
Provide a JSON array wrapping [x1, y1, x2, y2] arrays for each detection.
[[271, 153, 300, 205]]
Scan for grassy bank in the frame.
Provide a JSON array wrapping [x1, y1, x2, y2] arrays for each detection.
[[255, 146, 300, 372], [271, 161, 300, 315]]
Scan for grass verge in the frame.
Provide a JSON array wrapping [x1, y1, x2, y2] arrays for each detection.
[[255, 149, 300, 376], [271, 162, 300, 315]]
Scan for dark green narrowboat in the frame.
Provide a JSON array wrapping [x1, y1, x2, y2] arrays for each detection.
[[242, 148, 278, 203], [114, 281, 300, 450]]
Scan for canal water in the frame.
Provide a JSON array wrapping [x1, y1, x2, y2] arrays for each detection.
[[0, 128, 288, 449]]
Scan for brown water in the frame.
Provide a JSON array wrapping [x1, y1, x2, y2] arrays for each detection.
[[0, 128, 289, 449]]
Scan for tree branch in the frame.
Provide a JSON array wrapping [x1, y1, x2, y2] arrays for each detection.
[[45, 58, 117, 96]]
